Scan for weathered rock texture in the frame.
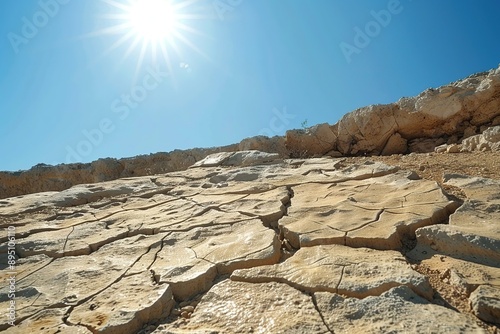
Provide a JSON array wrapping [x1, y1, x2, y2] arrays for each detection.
[[3, 66, 500, 200], [2, 151, 498, 333], [315, 286, 485, 333], [288, 66, 500, 156]]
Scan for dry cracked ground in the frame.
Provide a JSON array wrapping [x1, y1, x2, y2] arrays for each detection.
[[0, 150, 499, 333]]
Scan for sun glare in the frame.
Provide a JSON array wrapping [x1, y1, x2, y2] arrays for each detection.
[[128, 0, 178, 41], [96, 0, 208, 78]]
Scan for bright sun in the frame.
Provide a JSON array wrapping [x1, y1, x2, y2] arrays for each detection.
[[96, 0, 206, 76], [127, 0, 178, 42]]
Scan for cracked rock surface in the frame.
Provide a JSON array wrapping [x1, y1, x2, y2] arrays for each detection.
[[1, 152, 498, 333], [315, 286, 485, 333]]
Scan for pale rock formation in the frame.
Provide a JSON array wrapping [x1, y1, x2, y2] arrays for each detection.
[[414, 174, 500, 265], [315, 286, 486, 333], [285, 123, 337, 156], [461, 126, 500, 152], [238, 135, 288, 156], [289, 65, 500, 155], [190, 150, 282, 168], [0, 149, 230, 199], [3, 307, 92, 334], [67, 271, 174, 334], [232, 244, 433, 299], [0, 155, 476, 333], [162, 280, 330, 334], [278, 169, 457, 250], [380, 132, 408, 155], [409, 173, 500, 330], [435, 126, 500, 153], [470, 285, 500, 325], [1, 152, 498, 333], [336, 104, 398, 155], [147, 221, 281, 300]]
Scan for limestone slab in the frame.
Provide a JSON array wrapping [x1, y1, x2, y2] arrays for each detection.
[[15, 221, 129, 258], [445, 175, 500, 239], [150, 220, 281, 300], [0, 178, 159, 215], [100, 197, 252, 235], [315, 286, 486, 333], [232, 244, 432, 299], [470, 285, 500, 325], [2, 153, 498, 332], [408, 252, 500, 293], [414, 175, 500, 265], [68, 271, 174, 334], [0, 234, 164, 327], [218, 186, 290, 224], [160, 280, 330, 334], [415, 225, 500, 266], [191, 150, 282, 168], [280, 172, 456, 249], [3, 307, 92, 334]]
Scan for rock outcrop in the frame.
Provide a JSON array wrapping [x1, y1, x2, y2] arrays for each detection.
[[461, 125, 500, 152], [1, 151, 498, 333], [288, 66, 500, 156]]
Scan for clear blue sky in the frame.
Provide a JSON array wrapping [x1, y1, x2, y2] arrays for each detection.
[[1, 0, 499, 171]]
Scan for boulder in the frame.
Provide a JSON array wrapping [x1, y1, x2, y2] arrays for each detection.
[[285, 123, 337, 156], [381, 132, 408, 155]]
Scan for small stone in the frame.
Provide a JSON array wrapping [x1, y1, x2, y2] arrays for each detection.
[[446, 144, 460, 153], [181, 311, 191, 319], [181, 305, 195, 313], [434, 144, 447, 153]]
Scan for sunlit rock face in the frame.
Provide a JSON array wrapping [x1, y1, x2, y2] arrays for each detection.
[[1, 151, 498, 334]]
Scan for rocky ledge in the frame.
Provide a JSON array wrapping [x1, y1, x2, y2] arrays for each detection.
[[1, 150, 498, 333]]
